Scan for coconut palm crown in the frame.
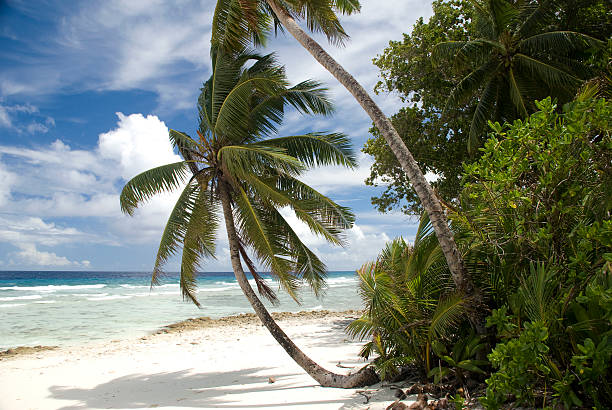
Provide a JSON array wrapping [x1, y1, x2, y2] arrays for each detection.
[[119, 49, 357, 307], [433, 0, 604, 151], [211, 0, 361, 52]]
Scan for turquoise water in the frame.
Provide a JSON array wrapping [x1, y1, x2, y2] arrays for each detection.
[[0, 271, 362, 349]]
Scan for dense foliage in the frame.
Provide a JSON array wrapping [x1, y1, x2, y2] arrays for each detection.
[[353, 96, 612, 407], [346, 216, 475, 380], [459, 96, 611, 407], [432, 0, 603, 151], [364, 0, 610, 214], [364, 0, 476, 214]]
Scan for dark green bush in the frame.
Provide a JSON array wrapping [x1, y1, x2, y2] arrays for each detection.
[[456, 96, 611, 407]]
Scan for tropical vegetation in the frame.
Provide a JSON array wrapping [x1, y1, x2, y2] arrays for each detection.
[[352, 95, 612, 407], [120, 48, 376, 387], [365, 0, 610, 214], [432, 0, 604, 151]]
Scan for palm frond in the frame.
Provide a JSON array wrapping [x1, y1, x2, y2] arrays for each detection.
[[445, 60, 500, 111], [428, 292, 470, 342], [517, 262, 556, 325], [261, 206, 329, 296], [150, 181, 198, 288], [431, 41, 468, 66], [516, 0, 554, 38], [214, 72, 288, 143], [262, 132, 356, 168], [178, 184, 218, 307], [237, 239, 279, 304], [168, 129, 204, 154], [507, 67, 528, 117], [211, 0, 270, 52], [120, 161, 190, 216], [219, 145, 305, 178], [469, 77, 499, 152], [488, 0, 519, 35], [276, 176, 355, 229], [232, 184, 299, 300], [514, 53, 582, 90], [244, 175, 347, 246], [332, 0, 361, 15], [520, 31, 604, 56], [283, 0, 350, 46]]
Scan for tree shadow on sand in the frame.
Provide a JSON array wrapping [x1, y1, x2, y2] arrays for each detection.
[[49, 367, 363, 409]]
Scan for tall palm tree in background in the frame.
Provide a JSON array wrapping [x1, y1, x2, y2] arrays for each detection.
[[120, 49, 377, 388], [211, 0, 480, 324], [433, 0, 604, 151]]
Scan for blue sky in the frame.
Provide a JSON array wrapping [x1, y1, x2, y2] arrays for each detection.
[[0, 0, 433, 271]]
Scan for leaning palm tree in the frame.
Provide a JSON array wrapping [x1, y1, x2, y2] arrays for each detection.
[[432, 0, 604, 151], [211, 0, 480, 326], [120, 49, 377, 388]]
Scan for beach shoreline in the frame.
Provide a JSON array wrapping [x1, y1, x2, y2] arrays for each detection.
[[0, 309, 406, 409], [0, 309, 363, 359]]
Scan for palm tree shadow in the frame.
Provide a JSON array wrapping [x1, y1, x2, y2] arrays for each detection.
[[49, 367, 355, 409]]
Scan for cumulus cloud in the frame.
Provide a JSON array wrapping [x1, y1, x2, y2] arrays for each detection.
[[98, 112, 181, 180], [10, 243, 90, 267], [0, 112, 187, 265]]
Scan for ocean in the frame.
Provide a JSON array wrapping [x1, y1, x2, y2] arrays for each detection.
[[0, 270, 362, 349]]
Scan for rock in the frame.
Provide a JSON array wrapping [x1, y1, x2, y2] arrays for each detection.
[[408, 394, 428, 410], [394, 388, 407, 400], [386, 400, 408, 410]]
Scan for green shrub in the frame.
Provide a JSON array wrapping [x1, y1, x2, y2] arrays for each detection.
[[457, 96, 612, 407], [482, 321, 551, 408]]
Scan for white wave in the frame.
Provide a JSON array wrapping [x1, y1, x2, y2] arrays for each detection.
[[34, 300, 56, 304], [326, 276, 357, 283], [129, 291, 176, 297], [0, 295, 43, 301], [119, 284, 149, 289], [0, 284, 107, 292], [86, 295, 133, 301], [0, 303, 27, 308], [197, 285, 240, 293]]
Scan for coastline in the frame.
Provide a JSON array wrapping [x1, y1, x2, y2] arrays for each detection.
[[0, 309, 405, 409], [0, 309, 363, 359]]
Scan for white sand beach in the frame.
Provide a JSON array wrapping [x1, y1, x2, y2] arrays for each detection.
[[0, 311, 403, 410]]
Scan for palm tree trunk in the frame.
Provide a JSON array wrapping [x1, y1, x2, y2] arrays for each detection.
[[218, 181, 378, 388], [266, 0, 481, 319]]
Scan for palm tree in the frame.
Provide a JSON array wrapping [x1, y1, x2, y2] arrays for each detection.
[[433, 0, 604, 151], [120, 49, 377, 388], [211, 0, 480, 325], [347, 213, 473, 379]]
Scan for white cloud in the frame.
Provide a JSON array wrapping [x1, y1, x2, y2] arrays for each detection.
[[98, 112, 181, 180], [0, 215, 91, 247], [0, 161, 16, 206], [10, 243, 89, 267], [301, 153, 374, 194], [0, 105, 11, 127], [25, 122, 49, 134], [0, 113, 186, 260], [0, 103, 50, 133]]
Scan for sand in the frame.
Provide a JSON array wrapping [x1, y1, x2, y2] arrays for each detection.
[[0, 310, 403, 409]]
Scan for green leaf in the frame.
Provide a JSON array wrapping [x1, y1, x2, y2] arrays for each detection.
[[120, 161, 190, 216]]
